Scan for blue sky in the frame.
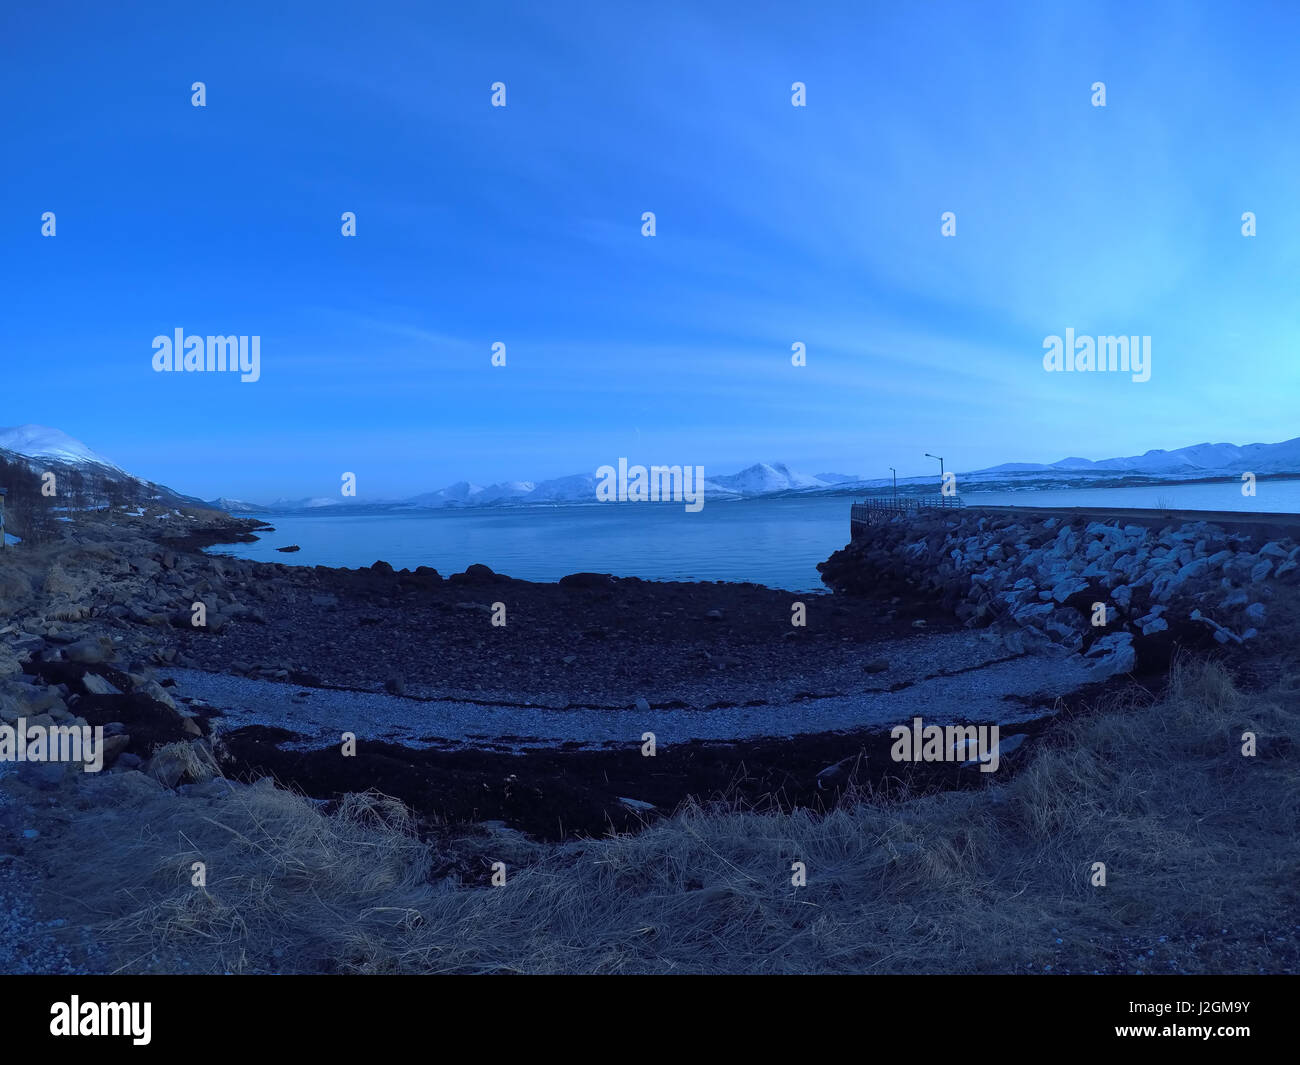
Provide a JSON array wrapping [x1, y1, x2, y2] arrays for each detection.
[[2, 0, 1298, 500]]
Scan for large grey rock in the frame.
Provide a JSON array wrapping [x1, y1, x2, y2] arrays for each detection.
[[1150, 570, 1188, 603], [1050, 577, 1089, 604], [1082, 632, 1136, 681], [138, 680, 178, 712], [63, 636, 114, 664], [81, 673, 122, 696]]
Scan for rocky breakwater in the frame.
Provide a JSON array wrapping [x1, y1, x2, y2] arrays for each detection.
[[819, 510, 1300, 683]]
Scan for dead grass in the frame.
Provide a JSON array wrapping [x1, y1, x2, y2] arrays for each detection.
[[30, 654, 1300, 974]]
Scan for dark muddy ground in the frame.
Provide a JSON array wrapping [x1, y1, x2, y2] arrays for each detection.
[[175, 559, 963, 708]]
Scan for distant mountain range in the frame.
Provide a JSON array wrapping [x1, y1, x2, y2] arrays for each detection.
[[2, 425, 1297, 514], [261, 440, 1300, 510], [978, 438, 1300, 477]]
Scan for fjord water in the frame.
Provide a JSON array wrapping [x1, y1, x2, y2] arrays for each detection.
[[211, 479, 1300, 593]]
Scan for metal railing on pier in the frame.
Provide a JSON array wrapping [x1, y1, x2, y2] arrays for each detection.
[[850, 495, 964, 537]]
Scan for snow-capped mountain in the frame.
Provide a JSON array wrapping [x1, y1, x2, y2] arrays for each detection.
[[404, 480, 536, 507], [0, 424, 209, 510], [708, 462, 831, 494], [370, 437, 1300, 510], [973, 437, 1300, 478], [205, 497, 271, 514], [480, 480, 537, 503], [9, 424, 1298, 515], [0, 425, 123, 471], [383, 464, 825, 509], [510, 473, 600, 504]]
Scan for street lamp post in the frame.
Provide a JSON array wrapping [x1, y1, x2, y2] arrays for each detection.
[[889, 467, 897, 502], [924, 453, 944, 479]]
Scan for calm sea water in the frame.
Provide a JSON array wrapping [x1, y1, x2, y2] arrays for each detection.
[[210, 479, 1300, 593]]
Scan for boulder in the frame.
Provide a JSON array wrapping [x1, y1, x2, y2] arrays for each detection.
[[1082, 633, 1136, 681], [137, 680, 178, 712], [63, 636, 115, 664], [81, 673, 123, 697], [100, 733, 132, 768], [449, 563, 502, 585]]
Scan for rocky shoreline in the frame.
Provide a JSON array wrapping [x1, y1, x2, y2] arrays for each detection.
[[3, 507, 1076, 839], [0, 505, 1293, 840], [2, 503, 1297, 974]]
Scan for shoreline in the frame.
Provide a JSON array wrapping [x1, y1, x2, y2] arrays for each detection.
[[0, 507, 1116, 839], [1, 504, 1296, 973], [2, 504, 1295, 834]]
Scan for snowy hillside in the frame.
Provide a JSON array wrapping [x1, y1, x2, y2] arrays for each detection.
[[0, 424, 123, 471], [0, 424, 208, 511]]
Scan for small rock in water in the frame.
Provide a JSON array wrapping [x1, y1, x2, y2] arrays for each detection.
[[634, 696, 651, 713]]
